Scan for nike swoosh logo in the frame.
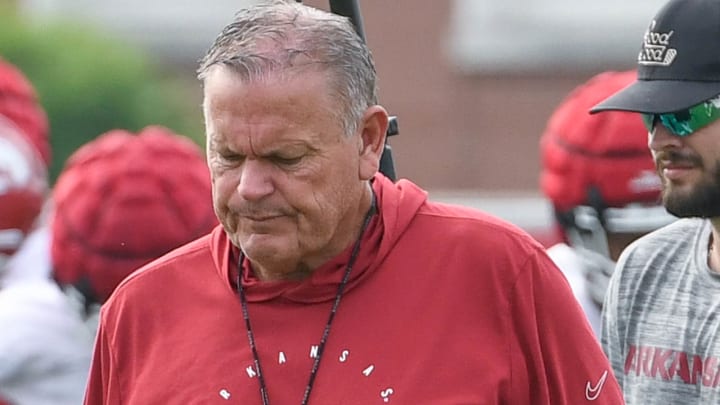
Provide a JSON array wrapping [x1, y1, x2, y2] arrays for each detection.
[[585, 370, 608, 401]]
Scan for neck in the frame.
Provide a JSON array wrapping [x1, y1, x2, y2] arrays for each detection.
[[253, 263, 314, 282]]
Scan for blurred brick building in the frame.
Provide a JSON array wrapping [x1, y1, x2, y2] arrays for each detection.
[[306, 0, 660, 192], [22, 0, 665, 191]]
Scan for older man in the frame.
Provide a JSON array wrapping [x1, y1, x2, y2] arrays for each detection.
[[83, 2, 623, 404]]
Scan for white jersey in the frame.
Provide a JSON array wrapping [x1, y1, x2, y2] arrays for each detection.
[[3, 227, 52, 285], [0, 279, 94, 405], [546, 243, 602, 337]]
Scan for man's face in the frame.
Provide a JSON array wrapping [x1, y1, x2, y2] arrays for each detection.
[[202, 67, 368, 277], [649, 119, 720, 217]]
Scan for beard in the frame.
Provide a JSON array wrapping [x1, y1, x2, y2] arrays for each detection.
[[661, 156, 720, 218]]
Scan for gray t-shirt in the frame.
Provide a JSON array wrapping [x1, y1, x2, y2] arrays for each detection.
[[602, 218, 720, 404]]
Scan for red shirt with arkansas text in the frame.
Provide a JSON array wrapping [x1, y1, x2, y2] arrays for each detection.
[[84, 174, 624, 404]]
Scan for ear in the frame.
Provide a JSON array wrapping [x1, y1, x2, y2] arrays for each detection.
[[357, 105, 389, 180]]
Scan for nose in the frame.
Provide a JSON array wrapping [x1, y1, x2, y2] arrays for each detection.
[[237, 159, 275, 201], [648, 124, 683, 153]]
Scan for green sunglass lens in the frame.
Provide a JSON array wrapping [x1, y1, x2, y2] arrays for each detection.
[[658, 113, 692, 136], [641, 97, 720, 137], [641, 114, 656, 132]]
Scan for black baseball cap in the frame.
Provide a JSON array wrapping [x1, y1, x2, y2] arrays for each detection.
[[591, 0, 720, 114]]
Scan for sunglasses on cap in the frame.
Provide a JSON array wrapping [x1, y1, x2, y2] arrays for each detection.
[[641, 96, 720, 137]]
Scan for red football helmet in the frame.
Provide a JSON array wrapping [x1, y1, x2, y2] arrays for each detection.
[[0, 59, 50, 166], [0, 115, 48, 267], [51, 125, 216, 304], [540, 70, 676, 305]]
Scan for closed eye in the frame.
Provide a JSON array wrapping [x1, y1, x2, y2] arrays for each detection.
[[218, 152, 244, 163], [272, 155, 303, 166]]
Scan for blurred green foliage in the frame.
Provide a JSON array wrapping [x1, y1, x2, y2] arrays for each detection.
[[0, 8, 205, 183]]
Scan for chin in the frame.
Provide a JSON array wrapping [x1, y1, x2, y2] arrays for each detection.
[[241, 235, 288, 260]]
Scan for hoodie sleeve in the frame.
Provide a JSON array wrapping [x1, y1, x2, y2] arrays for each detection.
[[507, 249, 625, 404], [84, 310, 120, 405]]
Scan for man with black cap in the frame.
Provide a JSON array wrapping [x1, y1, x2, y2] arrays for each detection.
[[591, 0, 720, 403]]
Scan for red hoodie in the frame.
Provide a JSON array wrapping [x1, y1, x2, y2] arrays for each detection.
[[84, 174, 623, 404]]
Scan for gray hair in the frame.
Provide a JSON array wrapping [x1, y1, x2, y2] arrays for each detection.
[[197, 0, 378, 136]]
